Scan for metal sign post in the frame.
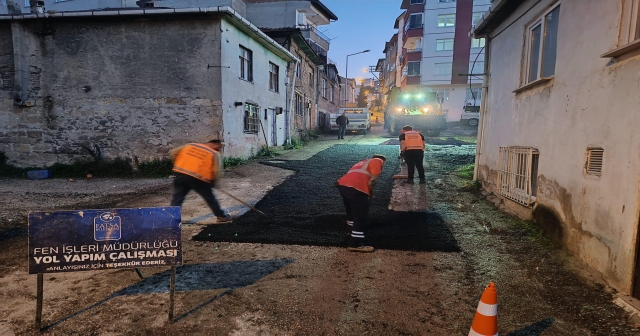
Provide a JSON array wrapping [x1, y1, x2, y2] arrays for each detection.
[[29, 207, 182, 329]]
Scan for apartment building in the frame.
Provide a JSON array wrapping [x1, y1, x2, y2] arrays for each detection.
[[397, 0, 491, 121]]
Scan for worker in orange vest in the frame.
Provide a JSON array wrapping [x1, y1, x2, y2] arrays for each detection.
[[336, 154, 387, 252], [170, 140, 232, 223], [399, 125, 425, 184]]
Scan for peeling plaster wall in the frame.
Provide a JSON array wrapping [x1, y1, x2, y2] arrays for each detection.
[[478, 0, 640, 293], [0, 17, 223, 167], [219, 18, 288, 158]]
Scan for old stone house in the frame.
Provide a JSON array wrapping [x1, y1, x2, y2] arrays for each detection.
[[0, 7, 297, 167], [473, 0, 640, 299]]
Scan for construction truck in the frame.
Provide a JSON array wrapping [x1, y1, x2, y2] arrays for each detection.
[[385, 86, 447, 136]]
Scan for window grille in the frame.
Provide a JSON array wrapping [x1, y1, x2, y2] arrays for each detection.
[[586, 148, 604, 176], [497, 146, 539, 206], [244, 104, 260, 134]]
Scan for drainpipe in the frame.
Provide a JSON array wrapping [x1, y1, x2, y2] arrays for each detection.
[[473, 36, 491, 181], [287, 59, 299, 144]]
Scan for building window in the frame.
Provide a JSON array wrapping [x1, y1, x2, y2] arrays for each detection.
[[244, 104, 260, 134], [306, 100, 312, 116], [466, 87, 482, 101], [497, 147, 540, 206], [469, 61, 484, 75], [434, 89, 450, 101], [471, 38, 485, 48], [410, 0, 425, 4], [295, 93, 304, 116], [296, 59, 302, 79], [526, 4, 561, 83], [436, 38, 454, 51], [404, 61, 421, 76], [330, 85, 335, 103], [585, 148, 604, 176], [407, 13, 424, 29], [322, 78, 327, 98], [437, 14, 456, 27], [434, 62, 452, 75], [309, 67, 315, 87], [439, 0, 455, 2], [239, 46, 253, 82], [269, 62, 279, 93], [472, 12, 484, 25]]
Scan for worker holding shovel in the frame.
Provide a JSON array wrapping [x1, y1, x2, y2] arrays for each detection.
[[336, 154, 387, 253], [170, 139, 233, 223]]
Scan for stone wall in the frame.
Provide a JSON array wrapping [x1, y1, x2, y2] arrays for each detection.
[[0, 16, 224, 167]]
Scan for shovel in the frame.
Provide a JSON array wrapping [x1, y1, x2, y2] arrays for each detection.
[[393, 158, 408, 179]]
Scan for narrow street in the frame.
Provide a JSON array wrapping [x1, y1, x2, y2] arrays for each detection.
[[1, 125, 638, 335]]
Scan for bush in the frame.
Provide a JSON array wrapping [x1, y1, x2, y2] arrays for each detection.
[[137, 159, 173, 178], [224, 157, 247, 168]]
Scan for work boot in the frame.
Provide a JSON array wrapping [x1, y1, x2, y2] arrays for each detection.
[[419, 179, 426, 184], [406, 179, 414, 184], [347, 245, 375, 253], [216, 214, 233, 223]]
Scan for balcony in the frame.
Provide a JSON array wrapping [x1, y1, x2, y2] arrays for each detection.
[[300, 25, 331, 51], [402, 48, 422, 67], [401, 75, 421, 88], [403, 23, 423, 49]]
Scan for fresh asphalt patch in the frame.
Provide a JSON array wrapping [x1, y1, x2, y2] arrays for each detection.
[[193, 145, 460, 252]]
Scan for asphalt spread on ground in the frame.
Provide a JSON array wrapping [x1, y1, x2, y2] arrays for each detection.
[[194, 145, 460, 252]]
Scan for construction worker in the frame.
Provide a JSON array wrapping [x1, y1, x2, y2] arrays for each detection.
[[399, 125, 425, 184], [336, 154, 387, 252], [336, 111, 349, 139], [170, 139, 232, 223]]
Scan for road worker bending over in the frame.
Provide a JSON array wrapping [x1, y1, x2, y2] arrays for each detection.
[[399, 125, 426, 184], [336, 155, 387, 253], [170, 140, 232, 223]]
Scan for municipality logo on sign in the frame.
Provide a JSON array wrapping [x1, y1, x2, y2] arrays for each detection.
[[94, 212, 122, 241]]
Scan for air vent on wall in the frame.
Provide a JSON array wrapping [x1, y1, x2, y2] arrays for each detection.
[[586, 148, 604, 176]]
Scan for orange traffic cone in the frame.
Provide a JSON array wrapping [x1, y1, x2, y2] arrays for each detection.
[[469, 282, 498, 336]]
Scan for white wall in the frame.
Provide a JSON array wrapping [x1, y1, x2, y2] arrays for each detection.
[[220, 18, 289, 158], [478, 0, 640, 293]]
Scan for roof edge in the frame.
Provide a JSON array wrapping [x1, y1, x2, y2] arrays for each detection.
[[473, 0, 527, 37]]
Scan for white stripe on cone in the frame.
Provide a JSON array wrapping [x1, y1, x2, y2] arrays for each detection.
[[469, 329, 498, 336], [476, 302, 498, 316]]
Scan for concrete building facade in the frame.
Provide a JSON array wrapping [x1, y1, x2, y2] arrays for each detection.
[[397, 0, 490, 122], [1, 0, 248, 15], [0, 8, 295, 167], [473, 0, 640, 298]]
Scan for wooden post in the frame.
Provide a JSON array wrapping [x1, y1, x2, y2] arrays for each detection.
[[36, 273, 43, 330], [169, 266, 176, 322]]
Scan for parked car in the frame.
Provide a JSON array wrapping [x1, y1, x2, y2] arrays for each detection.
[[460, 105, 480, 126]]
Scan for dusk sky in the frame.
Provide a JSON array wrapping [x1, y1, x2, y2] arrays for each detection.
[[320, 0, 403, 82]]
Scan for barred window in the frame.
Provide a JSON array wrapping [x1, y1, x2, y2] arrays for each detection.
[[269, 62, 279, 92], [244, 104, 260, 134], [497, 146, 539, 206]]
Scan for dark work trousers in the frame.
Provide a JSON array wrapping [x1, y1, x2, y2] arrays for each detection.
[[404, 150, 425, 180], [170, 173, 224, 217], [338, 125, 347, 139], [338, 185, 371, 247]]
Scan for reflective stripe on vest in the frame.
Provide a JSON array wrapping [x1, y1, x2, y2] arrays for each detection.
[[172, 143, 219, 183], [347, 159, 373, 178], [404, 131, 424, 151]]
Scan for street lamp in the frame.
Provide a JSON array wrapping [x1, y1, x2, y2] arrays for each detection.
[[344, 49, 370, 107]]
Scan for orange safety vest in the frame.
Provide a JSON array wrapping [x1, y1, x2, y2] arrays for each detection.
[[404, 131, 424, 151], [338, 158, 384, 196], [172, 143, 220, 183]]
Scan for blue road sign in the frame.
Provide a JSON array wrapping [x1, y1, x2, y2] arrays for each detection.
[[28, 207, 182, 274]]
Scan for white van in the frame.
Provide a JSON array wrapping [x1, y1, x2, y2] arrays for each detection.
[[460, 105, 480, 126], [330, 108, 371, 134]]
